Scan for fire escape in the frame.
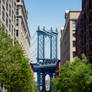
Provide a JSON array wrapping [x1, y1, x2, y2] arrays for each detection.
[[77, 0, 92, 63], [87, 0, 92, 62]]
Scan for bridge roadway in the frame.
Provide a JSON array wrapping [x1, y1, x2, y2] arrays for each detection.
[[31, 62, 57, 72]]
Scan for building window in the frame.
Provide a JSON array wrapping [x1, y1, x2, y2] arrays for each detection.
[[6, 0, 8, 11], [12, 25, 13, 35], [16, 19, 19, 26], [89, 56, 92, 62], [89, 0, 92, 9], [73, 41, 76, 47], [16, 8, 19, 15], [89, 42, 92, 51], [72, 20, 77, 26], [14, 2, 16, 11], [12, 10, 14, 22], [9, 19, 11, 31], [89, 28, 92, 38], [2, 0, 5, 4], [73, 51, 76, 57], [9, 4, 11, 17], [6, 12, 8, 27], [14, 28, 16, 37], [2, 24, 5, 32], [2, 5, 5, 21], [16, 30, 19, 36], [89, 12, 92, 24], [72, 30, 76, 37], [12, 0, 13, 7], [14, 15, 16, 24], [6, 29, 8, 33]]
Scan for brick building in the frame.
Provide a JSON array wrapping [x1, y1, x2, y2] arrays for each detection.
[[76, 0, 92, 62]]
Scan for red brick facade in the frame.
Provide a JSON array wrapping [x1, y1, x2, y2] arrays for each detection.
[[76, 0, 92, 62]]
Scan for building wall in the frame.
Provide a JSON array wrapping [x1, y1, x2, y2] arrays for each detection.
[[16, 0, 30, 59], [76, 0, 92, 62], [0, 0, 30, 59], [0, 0, 16, 39], [60, 21, 70, 65], [60, 10, 80, 65], [69, 12, 80, 61]]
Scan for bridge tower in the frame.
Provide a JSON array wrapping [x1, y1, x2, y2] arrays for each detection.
[[31, 26, 58, 92]]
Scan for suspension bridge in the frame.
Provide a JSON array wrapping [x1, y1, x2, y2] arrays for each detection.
[[31, 26, 59, 92]]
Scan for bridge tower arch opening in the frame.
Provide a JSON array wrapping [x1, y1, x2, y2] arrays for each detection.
[[45, 74, 50, 92]]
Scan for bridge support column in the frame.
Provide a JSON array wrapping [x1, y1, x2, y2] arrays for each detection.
[[37, 72, 40, 91], [38, 72, 46, 92], [42, 73, 46, 92]]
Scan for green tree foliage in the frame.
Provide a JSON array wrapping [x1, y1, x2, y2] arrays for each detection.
[[0, 26, 38, 92], [52, 55, 92, 92]]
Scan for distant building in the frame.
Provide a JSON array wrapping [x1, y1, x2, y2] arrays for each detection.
[[76, 0, 92, 62], [60, 10, 80, 65]]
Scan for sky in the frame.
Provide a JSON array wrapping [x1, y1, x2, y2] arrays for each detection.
[[24, 0, 81, 61]]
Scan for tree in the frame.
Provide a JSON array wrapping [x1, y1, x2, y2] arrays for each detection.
[[52, 55, 92, 92], [0, 25, 38, 92]]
